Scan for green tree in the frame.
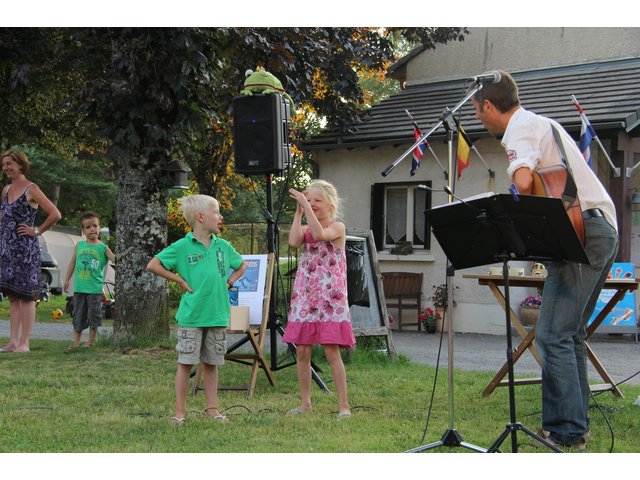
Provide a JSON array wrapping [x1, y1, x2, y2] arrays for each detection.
[[0, 27, 466, 340], [10, 145, 117, 227]]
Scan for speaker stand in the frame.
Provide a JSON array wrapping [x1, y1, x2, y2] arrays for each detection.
[[262, 174, 329, 392]]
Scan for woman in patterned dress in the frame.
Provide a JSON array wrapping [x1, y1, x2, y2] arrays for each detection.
[[0, 149, 61, 353], [283, 180, 355, 417]]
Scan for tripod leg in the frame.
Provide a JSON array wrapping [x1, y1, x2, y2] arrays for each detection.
[[487, 423, 563, 453], [407, 429, 487, 453]]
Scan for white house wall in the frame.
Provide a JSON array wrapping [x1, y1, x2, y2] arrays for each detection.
[[406, 27, 640, 85]]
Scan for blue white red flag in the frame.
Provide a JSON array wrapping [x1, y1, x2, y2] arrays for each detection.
[[411, 125, 427, 176], [579, 114, 596, 168]]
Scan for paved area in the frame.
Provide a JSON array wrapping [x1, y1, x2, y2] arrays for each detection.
[[2, 320, 639, 387], [389, 329, 640, 386]]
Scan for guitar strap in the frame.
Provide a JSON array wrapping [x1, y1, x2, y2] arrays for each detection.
[[550, 124, 579, 202]]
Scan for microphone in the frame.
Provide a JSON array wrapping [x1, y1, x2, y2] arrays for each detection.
[[442, 186, 487, 220], [417, 184, 444, 192], [469, 71, 502, 84], [443, 185, 468, 203]]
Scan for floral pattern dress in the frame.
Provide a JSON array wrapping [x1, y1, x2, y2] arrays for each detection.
[[0, 185, 41, 301], [283, 229, 355, 348]]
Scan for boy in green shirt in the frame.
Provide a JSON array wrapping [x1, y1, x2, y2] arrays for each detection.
[[147, 195, 246, 425], [63, 212, 116, 350]]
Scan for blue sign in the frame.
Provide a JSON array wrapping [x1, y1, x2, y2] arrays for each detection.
[[588, 262, 636, 329]]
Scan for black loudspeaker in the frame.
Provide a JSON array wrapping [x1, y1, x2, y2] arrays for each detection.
[[232, 94, 291, 175]]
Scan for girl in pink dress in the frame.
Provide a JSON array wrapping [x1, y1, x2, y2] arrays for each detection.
[[283, 180, 355, 417]]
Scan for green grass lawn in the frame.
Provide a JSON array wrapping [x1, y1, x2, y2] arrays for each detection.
[[0, 337, 638, 455]]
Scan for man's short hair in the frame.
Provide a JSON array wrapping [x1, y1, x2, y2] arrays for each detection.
[[472, 70, 520, 113]]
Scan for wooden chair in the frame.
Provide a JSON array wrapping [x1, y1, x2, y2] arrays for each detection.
[[382, 272, 423, 331]]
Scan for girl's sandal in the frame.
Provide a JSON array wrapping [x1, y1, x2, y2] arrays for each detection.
[[212, 415, 229, 424], [204, 407, 229, 423]]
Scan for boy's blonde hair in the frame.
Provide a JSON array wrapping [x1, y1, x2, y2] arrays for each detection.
[[307, 179, 341, 220], [178, 194, 218, 228]]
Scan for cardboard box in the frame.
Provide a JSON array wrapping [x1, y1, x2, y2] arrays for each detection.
[[229, 306, 250, 331]]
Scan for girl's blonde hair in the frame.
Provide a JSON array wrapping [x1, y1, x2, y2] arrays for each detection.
[[178, 194, 218, 228], [307, 179, 341, 220]]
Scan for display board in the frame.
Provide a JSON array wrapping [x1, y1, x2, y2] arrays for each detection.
[[345, 229, 395, 356], [588, 262, 637, 334], [232, 254, 268, 326]]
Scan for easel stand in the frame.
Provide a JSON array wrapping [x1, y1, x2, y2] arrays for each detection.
[[220, 253, 276, 398], [426, 193, 590, 453]]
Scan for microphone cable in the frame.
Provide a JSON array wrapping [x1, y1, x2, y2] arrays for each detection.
[[416, 272, 449, 445]]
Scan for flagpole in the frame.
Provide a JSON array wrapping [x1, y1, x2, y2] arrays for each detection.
[[571, 95, 620, 177], [405, 110, 448, 179], [455, 118, 495, 179]]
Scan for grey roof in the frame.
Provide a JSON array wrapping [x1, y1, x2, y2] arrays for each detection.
[[303, 58, 640, 151]]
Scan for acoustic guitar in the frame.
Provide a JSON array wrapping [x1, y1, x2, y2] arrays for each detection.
[[531, 164, 585, 245]]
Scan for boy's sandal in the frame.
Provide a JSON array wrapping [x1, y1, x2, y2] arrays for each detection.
[[171, 416, 185, 425]]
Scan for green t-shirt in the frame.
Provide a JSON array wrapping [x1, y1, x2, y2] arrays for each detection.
[[155, 232, 243, 327], [73, 241, 109, 294]]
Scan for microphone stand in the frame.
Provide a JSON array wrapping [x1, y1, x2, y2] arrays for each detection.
[[382, 82, 481, 178], [388, 82, 487, 453]]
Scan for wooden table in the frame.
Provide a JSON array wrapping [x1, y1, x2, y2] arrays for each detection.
[[463, 274, 639, 398]]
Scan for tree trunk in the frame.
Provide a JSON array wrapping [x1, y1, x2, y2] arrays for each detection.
[[50, 184, 60, 206], [113, 156, 170, 342]]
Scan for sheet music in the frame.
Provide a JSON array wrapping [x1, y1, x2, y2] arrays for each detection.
[[430, 191, 496, 209]]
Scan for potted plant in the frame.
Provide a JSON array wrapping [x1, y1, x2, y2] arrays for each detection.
[[430, 283, 458, 309], [418, 307, 440, 334], [430, 283, 458, 333], [390, 241, 413, 255], [520, 295, 542, 326]]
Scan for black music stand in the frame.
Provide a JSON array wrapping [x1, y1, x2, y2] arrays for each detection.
[[425, 193, 589, 453]]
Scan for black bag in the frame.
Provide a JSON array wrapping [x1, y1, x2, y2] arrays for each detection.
[[345, 240, 369, 307]]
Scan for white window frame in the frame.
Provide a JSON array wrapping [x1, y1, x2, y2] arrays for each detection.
[[383, 184, 428, 250]]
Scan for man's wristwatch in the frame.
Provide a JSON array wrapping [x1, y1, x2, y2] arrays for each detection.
[[33, 227, 40, 236]]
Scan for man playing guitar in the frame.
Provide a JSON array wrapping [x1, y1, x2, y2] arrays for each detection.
[[471, 71, 618, 451]]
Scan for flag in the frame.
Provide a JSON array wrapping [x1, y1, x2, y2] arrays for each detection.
[[456, 125, 470, 179], [579, 114, 596, 167], [410, 124, 427, 176]]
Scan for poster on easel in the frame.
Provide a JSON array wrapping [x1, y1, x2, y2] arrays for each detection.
[[588, 262, 636, 334], [232, 254, 268, 326]]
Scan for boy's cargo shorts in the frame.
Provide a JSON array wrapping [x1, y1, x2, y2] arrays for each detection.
[[175, 326, 227, 365]]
